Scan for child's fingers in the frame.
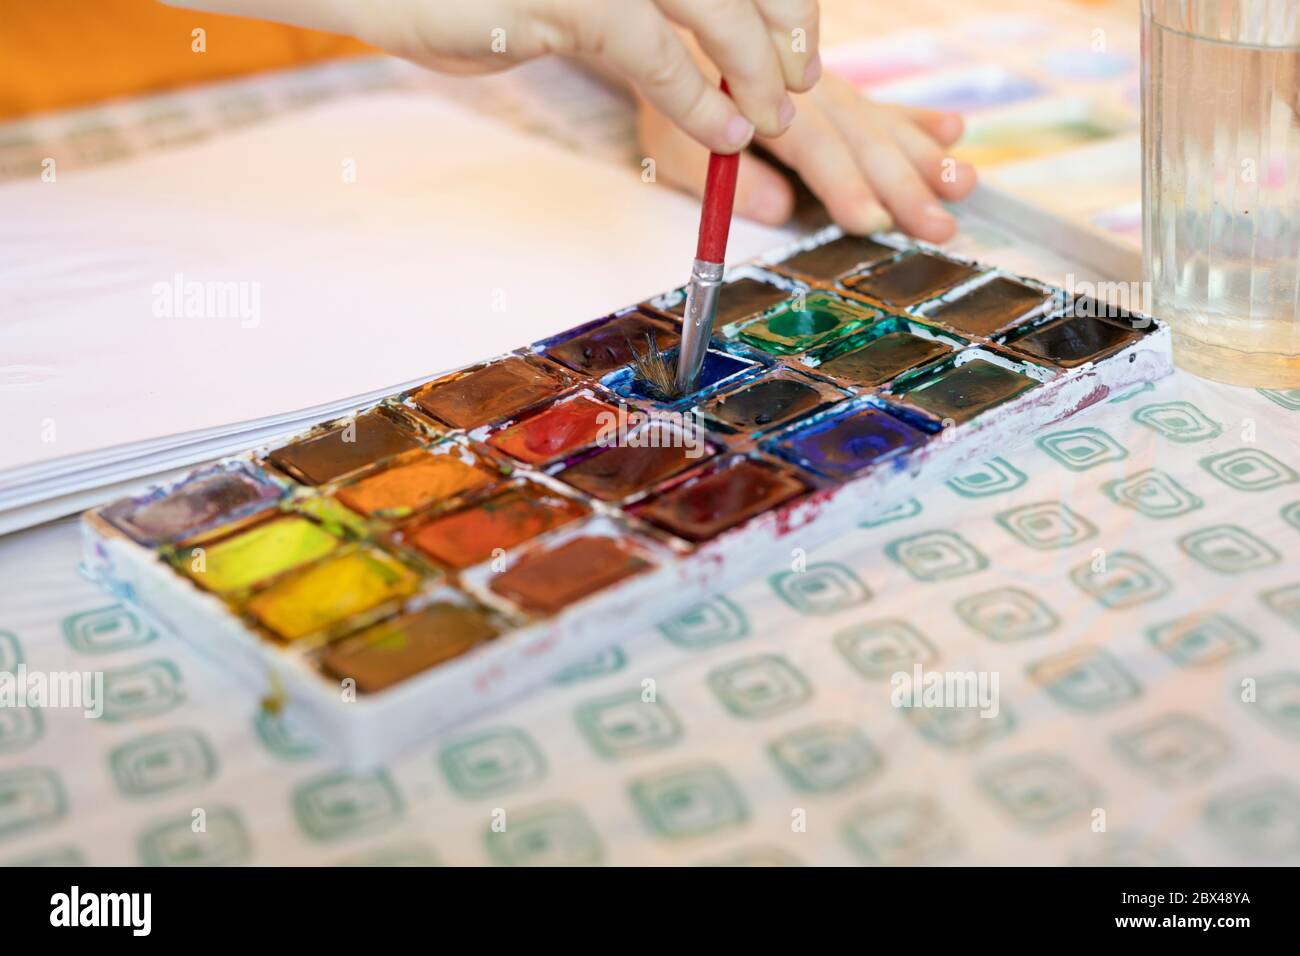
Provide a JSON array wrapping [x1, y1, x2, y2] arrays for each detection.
[[754, 0, 822, 92], [639, 106, 795, 225], [819, 103, 956, 242], [760, 109, 893, 235], [655, 0, 795, 138], [733, 154, 797, 226], [599, 1, 756, 153], [878, 109, 977, 201], [896, 106, 965, 147]]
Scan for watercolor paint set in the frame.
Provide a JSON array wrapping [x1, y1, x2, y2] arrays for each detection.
[[825, 12, 1143, 278], [83, 228, 1171, 764]]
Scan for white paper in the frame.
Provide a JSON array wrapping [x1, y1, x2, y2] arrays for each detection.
[[0, 92, 791, 522]]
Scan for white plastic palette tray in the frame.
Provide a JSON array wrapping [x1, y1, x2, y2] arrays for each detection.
[[82, 227, 1172, 766]]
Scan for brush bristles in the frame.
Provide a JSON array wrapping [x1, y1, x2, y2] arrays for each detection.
[[628, 331, 680, 401]]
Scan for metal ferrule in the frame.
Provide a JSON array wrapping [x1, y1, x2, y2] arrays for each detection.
[[675, 258, 725, 395]]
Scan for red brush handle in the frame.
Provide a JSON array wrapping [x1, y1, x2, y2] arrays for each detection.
[[694, 79, 741, 265]]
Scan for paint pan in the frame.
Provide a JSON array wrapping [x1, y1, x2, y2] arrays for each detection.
[[486, 393, 621, 466], [806, 317, 960, 389], [634, 457, 807, 543], [844, 253, 981, 309], [952, 98, 1130, 167], [890, 354, 1042, 425], [333, 444, 500, 521], [412, 356, 571, 429], [553, 422, 714, 504], [964, 13, 1053, 44], [244, 545, 423, 643], [697, 369, 844, 435], [294, 494, 373, 540], [317, 597, 501, 693], [536, 310, 679, 377], [1002, 305, 1147, 369], [602, 347, 759, 407], [176, 514, 341, 595], [642, 268, 804, 328], [871, 65, 1043, 113], [489, 534, 655, 615], [823, 33, 958, 89], [665, 276, 792, 327], [1040, 48, 1133, 81], [267, 409, 424, 486], [955, 115, 1122, 167], [398, 480, 588, 570], [101, 461, 284, 546], [922, 276, 1057, 338], [735, 292, 877, 355], [1064, 298, 1154, 336], [773, 234, 898, 282], [768, 401, 929, 482]]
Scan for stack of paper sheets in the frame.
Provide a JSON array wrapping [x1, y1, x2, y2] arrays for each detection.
[[0, 93, 793, 532]]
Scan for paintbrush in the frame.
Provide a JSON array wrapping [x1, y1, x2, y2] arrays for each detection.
[[626, 331, 678, 402], [673, 78, 741, 397]]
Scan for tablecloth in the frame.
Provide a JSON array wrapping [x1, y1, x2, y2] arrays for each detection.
[[2, 371, 1297, 865]]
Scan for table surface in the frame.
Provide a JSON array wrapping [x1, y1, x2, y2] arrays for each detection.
[[3, 369, 1297, 865], [2, 1, 1299, 866]]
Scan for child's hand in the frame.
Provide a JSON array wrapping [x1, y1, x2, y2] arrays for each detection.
[[638, 69, 977, 243], [169, 0, 822, 154]]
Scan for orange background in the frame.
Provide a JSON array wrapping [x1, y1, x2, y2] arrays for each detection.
[[0, 0, 370, 120]]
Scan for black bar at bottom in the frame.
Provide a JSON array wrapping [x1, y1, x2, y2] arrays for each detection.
[[0, 865, 1285, 941]]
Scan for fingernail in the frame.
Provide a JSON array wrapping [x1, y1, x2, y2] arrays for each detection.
[[803, 54, 823, 87], [924, 202, 955, 224], [725, 115, 755, 149], [777, 95, 796, 129]]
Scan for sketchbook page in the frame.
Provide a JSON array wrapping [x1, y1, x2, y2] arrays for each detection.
[[0, 91, 791, 482]]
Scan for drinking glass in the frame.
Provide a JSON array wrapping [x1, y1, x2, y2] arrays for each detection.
[[1143, 0, 1300, 387]]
